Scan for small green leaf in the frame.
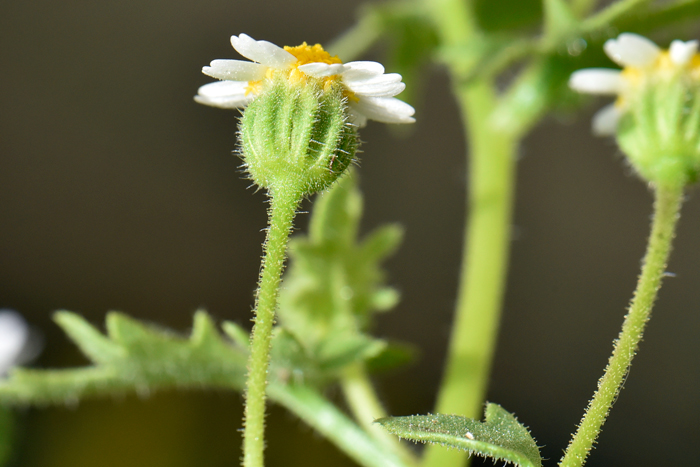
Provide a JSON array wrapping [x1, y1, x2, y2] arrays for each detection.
[[277, 172, 407, 378], [0, 311, 248, 406], [376, 403, 542, 467], [53, 311, 124, 364], [222, 321, 250, 349]]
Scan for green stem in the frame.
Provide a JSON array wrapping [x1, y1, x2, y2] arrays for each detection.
[[340, 363, 419, 467], [267, 383, 409, 467], [423, 78, 517, 467], [243, 188, 301, 467], [558, 183, 684, 467], [570, 0, 600, 18], [580, 0, 652, 32], [422, 2, 518, 466]]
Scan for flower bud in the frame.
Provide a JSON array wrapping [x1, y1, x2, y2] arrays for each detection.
[[569, 34, 700, 186], [239, 75, 358, 196], [616, 70, 700, 186]]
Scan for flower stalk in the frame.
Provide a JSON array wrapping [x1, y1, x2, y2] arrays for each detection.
[[243, 188, 301, 467], [559, 182, 684, 467]]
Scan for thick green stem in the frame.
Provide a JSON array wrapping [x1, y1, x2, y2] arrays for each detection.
[[340, 363, 419, 467], [422, 78, 517, 467], [243, 189, 301, 467], [559, 183, 684, 467], [423, 1, 518, 466], [267, 383, 409, 467]]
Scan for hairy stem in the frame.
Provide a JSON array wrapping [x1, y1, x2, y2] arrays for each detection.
[[243, 189, 301, 467], [559, 183, 683, 467], [340, 363, 419, 467]]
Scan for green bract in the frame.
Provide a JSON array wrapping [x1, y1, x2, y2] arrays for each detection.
[[239, 75, 358, 197], [617, 73, 700, 186]]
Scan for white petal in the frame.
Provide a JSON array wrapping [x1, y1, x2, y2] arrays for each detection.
[[203, 60, 267, 81], [340, 61, 385, 81], [195, 81, 253, 109], [346, 74, 405, 97], [197, 80, 248, 97], [351, 96, 415, 124], [297, 63, 347, 78], [569, 69, 623, 95], [591, 103, 622, 136], [670, 40, 698, 66], [603, 33, 660, 67], [230, 34, 296, 69], [346, 107, 368, 128], [0, 310, 28, 375], [345, 73, 402, 85]]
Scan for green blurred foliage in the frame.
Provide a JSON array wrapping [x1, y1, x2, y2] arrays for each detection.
[[276, 173, 408, 383]]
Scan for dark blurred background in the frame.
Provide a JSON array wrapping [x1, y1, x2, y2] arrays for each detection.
[[1, 0, 699, 466]]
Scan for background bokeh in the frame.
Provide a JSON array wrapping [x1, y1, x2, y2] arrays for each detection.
[[1, 0, 699, 466]]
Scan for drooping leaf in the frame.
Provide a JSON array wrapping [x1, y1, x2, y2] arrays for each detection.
[[376, 403, 542, 467]]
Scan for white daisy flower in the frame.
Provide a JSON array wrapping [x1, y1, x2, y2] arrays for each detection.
[[195, 34, 415, 127], [0, 310, 30, 376], [569, 33, 700, 136]]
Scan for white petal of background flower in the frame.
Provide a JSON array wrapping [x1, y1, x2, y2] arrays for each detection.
[[604, 33, 660, 68], [203, 60, 267, 81], [0, 310, 29, 375], [591, 103, 621, 136], [230, 34, 296, 68], [669, 40, 699, 66], [569, 69, 624, 94]]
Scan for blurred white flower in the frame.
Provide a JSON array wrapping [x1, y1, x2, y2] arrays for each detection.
[[195, 34, 415, 127], [0, 310, 30, 376], [569, 33, 699, 136]]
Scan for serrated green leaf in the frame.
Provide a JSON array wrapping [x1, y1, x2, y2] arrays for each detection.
[[53, 311, 125, 364], [277, 172, 407, 379], [359, 224, 403, 263], [222, 321, 250, 349], [376, 403, 542, 467], [190, 311, 221, 349], [0, 311, 247, 406], [106, 312, 158, 347]]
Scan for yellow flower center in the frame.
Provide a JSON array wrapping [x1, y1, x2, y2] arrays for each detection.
[[246, 42, 359, 102], [284, 42, 342, 66]]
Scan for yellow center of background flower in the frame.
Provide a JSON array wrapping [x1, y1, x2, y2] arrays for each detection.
[[615, 50, 700, 109]]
